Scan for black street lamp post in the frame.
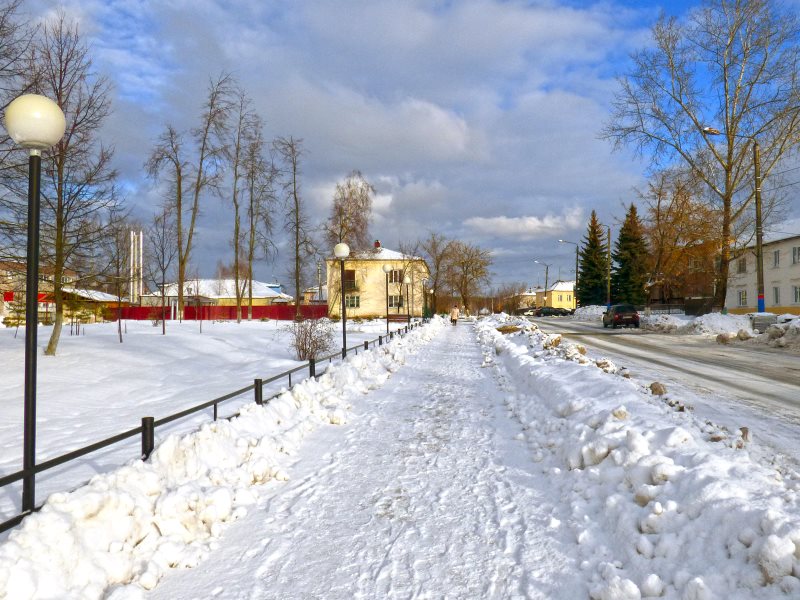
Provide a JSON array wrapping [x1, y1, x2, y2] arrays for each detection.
[[534, 260, 551, 306], [558, 239, 580, 307], [382, 263, 391, 334], [334, 243, 350, 358], [4, 94, 66, 513], [403, 275, 411, 324]]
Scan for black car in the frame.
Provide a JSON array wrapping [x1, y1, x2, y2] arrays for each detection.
[[535, 306, 570, 317], [602, 304, 640, 328]]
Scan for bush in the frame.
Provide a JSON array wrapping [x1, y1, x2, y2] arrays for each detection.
[[285, 318, 335, 360]]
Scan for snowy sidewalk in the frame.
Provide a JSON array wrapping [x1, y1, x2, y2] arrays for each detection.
[[147, 322, 578, 599]]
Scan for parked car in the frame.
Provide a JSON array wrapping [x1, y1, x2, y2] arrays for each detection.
[[602, 304, 640, 328], [535, 306, 570, 317]]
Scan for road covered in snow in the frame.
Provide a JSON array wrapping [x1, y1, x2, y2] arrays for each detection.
[[1, 315, 799, 599]]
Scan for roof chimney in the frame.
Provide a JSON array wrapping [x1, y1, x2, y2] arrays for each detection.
[[374, 240, 381, 248]]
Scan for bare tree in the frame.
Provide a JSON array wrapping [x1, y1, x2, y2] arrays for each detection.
[[226, 86, 256, 322], [274, 136, 314, 319], [445, 240, 492, 310], [323, 170, 374, 251], [0, 0, 33, 110], [603, 0, 800, 306], [147, 74, 233, 318], [419, 231, 453, 314], [101, 215, 132, 343], [145, 204, 177, 334], [243, 118, 277, 319], [0, 12, 122, 355]]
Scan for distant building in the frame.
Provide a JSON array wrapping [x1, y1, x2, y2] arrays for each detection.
[[140, 278, 293, 319], [543, 280, 576, 310], [725, 233, 800, 315], [0, 261, 78, 323]]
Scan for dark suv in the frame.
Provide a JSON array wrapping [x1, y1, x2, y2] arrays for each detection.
[[602, 304, 640, 328]]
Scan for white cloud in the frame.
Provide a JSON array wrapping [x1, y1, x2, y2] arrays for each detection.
[[465, 207, 584, 240]]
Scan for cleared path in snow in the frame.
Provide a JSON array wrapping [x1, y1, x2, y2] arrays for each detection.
[[147, 323, 578, 599]]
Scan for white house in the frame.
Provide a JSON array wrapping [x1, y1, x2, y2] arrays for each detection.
[[725, 233, 800, 315]]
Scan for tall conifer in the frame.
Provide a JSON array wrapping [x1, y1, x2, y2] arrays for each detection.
[[576, 211, 609, 306], [611, 204, 649, 304]]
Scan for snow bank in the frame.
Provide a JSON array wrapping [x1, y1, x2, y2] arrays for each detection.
[[0, 318, 446, 599], [477, 314, 800, 599], [574, 305, 607, 320]]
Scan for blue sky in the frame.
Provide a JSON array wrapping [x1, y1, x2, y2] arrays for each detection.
[[21, 0, 800, 289]]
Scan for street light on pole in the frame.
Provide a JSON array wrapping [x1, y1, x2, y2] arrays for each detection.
[[422, 278, 428, 319], [382, 263, 392, 334], [558, 239, 580, 308], [534, 260, 551, 306], [4, 94, 66, 513], [334, 242, 350, 358], [403, 275, 411, 324], [702, 126, 765, 312]]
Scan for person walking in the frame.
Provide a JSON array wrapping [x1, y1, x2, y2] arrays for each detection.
[[449, 304, 460, 326]]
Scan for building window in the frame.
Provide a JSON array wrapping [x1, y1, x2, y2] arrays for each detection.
[[344, 295, 360, 308], [737, 258, 747, 274], [568, 294, 572, 302], [344, 269, 357, 291], [389, 295, 404, 308], [558, 294, 563, 302], [794, 286, 800, 303], [773, 286, 780, 305], [388, 269, 403, 283], [737, 290, 747, 306], [773, 249, 780, 268], [793, 247, 800, 264]]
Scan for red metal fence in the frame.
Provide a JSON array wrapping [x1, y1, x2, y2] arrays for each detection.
[[114, 304, 328, 321]]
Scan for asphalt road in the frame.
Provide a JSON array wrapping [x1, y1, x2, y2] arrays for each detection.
[[531, 317, 800, 421]]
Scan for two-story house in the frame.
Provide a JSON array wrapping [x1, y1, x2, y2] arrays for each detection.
[[725, 234, 800, 315], [326, 241, 430, 319]]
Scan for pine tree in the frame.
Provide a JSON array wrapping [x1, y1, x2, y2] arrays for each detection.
[[611, 204, 649, 305], [576, 211, 610, 306]]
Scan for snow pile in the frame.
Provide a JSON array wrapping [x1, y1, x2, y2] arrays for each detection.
[[0, 318, 445, 599], [476, 315, 800, 599], [642, 312, 752, 336], [747, 317, 800, 351], [574, 305, 607, 320]]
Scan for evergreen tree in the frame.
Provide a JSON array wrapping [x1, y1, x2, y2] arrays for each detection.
[[611, 204, 649, 305], [576, 211, 609, 306]]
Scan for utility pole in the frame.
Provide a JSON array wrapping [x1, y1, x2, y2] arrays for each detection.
[[606, 226, 612, 309], [754, 140, 765, 313]]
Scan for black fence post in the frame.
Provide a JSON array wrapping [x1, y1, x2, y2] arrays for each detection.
[[141, 417, 154, 460], [364, 340, 368, 351], [379, 335, 382, 346], [309, 358, 316, 379], [254, 378, 263, 405]]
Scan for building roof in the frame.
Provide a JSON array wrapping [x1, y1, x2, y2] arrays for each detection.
[[150, 279, 293, 301], [549, 280, 575, 292], [63, 287, 125, 302]]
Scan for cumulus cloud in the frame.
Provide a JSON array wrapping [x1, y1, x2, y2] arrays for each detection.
[[465, 207, 584, 240]]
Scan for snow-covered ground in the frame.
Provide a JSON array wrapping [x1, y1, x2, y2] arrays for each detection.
[[1, 315, 799, 598]]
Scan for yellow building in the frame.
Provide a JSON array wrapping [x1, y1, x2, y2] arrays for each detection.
[[326, 241, 430, 319], [543, 280, 576, 310]]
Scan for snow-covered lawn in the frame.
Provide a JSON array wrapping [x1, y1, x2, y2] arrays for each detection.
[[0, 318, 399, 522]]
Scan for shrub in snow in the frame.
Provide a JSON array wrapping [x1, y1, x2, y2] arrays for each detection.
[[284, 317, 335, 360]]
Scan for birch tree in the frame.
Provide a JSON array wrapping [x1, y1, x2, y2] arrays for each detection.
[[603, 0, 800, 306], [323, 170, 374, 251], [0, 12, 121, 356], [274, 136, 313, 319], [147, 74, 233, 318]]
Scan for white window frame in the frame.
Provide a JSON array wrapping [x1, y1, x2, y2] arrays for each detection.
[[773, 249, 780, 268], [389, 295, 404, 308], [737, 289, 747, 306], [793, 247, 800, 264], [344, 295, 360, 308], [773, 286, 780, 305], [794, 286, 800, 304]]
